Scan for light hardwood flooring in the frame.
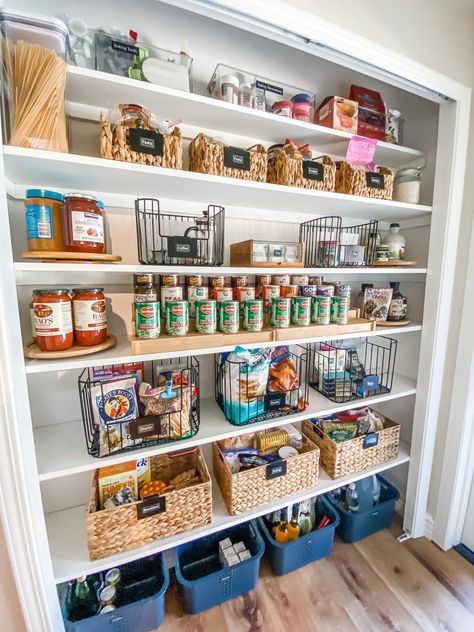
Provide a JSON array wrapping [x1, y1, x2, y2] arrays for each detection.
[[160, 522, 474, 632]]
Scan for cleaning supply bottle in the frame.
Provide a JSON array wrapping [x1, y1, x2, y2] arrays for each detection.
[[287, 503, 300, 541], [346, 483, 360, 513], [387, 281, 408, 321], [385, 223, 406, 260], [298, 499, 313, 535], [274, 508, 289, 543], [356, 475, 381, 512]]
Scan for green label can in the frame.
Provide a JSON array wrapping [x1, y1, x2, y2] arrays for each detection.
[[187, 285, 209, 317], [165, 300, 189, 336], [271, 297, 291, 328], [195, 299, 217, 334], [312, 296, 331, 325], [291, 296, 311, 326], [243, 300, 263, 331], [135, 302, 160, 338], [219, 301, 239, 333], [331, 296, 350, 324]]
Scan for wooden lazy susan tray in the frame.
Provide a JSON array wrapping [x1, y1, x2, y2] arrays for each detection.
[[21, 251, 122, 263], [376, 319, 412, 327], [24, 335, 117, 359], [373, 260, 418, 267]]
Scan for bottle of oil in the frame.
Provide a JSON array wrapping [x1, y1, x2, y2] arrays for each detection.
[[287, 503, 300, 541], [274, 508, 289, 544]]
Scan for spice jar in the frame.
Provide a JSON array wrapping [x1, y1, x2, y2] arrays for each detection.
[[32, 289, 73, 352], [291, 93, 312, 122], [220, 74, 240, 104], [134, 274, 157, 303], [272, 101, 293, 117], [25, 189, 65, 252], [72, 288, 107, 346], [393, 168, 422, 204], [62, 193, 105, 253]]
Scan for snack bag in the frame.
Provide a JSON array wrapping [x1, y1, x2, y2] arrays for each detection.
[[268, 346, 300, 393], [139, 382, 192, 438]]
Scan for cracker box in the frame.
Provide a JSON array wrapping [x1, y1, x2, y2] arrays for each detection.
[[316, 96, 358, 133]]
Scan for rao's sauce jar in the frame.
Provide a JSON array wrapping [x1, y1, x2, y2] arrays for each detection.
[[62, 193, 105, 254], [32, 289, 73, 352], [72, 288, 107, 346]]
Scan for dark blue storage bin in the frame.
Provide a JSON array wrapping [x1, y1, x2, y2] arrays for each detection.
[[327, 475, 400, 543], [257, 496, 339, 575], [63, 553, 169, 632], [174, 521, 264, 614]]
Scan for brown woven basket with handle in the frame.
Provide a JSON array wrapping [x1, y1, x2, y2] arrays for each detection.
[[100, 113, 182, 169], [335, 161, 394, 199], [189, 132, 267, 182], [301, 415, 400, 480], [213, 433, 319, 516], [267, 150, 336, 192], [86, 449, 212, 560]]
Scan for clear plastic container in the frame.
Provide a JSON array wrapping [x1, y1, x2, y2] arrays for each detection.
[[208, 63, 315, 117], [393, 168, 421, 204]]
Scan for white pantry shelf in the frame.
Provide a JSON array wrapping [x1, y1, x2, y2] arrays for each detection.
[[3, 147, 432, 221], [66, 66, 424, 170], [35, 374, 416, 481], [14, 261, 428, 286], [46, 439, 410, 584], [25, 326, 421, 374]]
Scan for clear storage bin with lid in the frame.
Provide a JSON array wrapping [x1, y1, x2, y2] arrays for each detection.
[[393, 168, 422, 204]]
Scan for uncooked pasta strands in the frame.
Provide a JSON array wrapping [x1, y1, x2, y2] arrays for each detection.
[[4, 40, 68, 152]]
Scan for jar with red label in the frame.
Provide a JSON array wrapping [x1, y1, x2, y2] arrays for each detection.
[[62, 193, 105, 254], [32, 289, 73, 352], [72, 288, 107, 346]]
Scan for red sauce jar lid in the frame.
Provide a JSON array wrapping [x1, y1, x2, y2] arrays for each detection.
[[272, 101, 293, 109]]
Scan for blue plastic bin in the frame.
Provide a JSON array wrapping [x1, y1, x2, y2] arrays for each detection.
[[63, 553, 169, 632], [327, 475, 400, 543], [257, 496, 339, 575], [174, 521, 264, 614]]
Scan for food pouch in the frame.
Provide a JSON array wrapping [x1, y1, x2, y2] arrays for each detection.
[[139, 382, 192, 438], [268, 346, 300, 393]]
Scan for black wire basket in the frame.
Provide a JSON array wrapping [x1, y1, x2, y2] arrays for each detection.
[[215, 345, 309, 426], [78, 357, 200, 458], [135, 197, 225, 265], [307, 336, 397, 403], [299, 216, 379, 267]]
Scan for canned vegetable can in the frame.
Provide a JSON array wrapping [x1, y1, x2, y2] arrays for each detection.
[[280, 284, 299, 298], [331, 296, 350, 324], [243, 300, 263, 331], [135, 302, 160, 338], [219, 301, 240, 333], [186, 275, 204, 287], [195, 299, 217, 334], [213, 286, 233, 302], [271, 297, 291, 328], [337, 284, 352, 299], [272, 274, 291, 285], [187, 285, 209, 316], [161, 274, 179, 287], [291, 296, 311, 326], [262, 285, 281, 310], [165, 301, 189, 336], [300, 285, 319, 297], [316, 285, 335, 297], [313, 296, 331, 325], [160, 286, 183, 316], [291, 274, 309, 286]]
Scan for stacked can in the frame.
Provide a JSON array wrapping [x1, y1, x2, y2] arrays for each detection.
[[272, 274, 291, 286], [300, 285, 319, 298], [292, 296, 311, 326], [291, 274, 309, 287], [261, 285, 280, 311], [256, 274, 272, 298], [243, 300, 264, 331], [235, 286, 256, 314], [271, 297, 291, 328], [219, 301, 240, 333], [186, 274, 205, 287], [312, 296, 331, 325], [134, 274, 160, 339], [316, 284, 335, 297], [195, 299, 217, 334], [280, 284, 299, 298], [165, 301, 189, 336], [160, 286, 183, 316], [331, 297, 350, 324], [187, 285, 209, 316], [213, 286, 233, 302]]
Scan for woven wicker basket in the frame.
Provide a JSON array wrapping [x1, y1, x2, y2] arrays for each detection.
[[86, 449, 212, 560], [189, 133, 267, 182], [100, 113, 182, 169], [267, 151, 336, 192], [335, 161, 394, 200], [213, 434, 319, 515], [301, 415, 400, 480]]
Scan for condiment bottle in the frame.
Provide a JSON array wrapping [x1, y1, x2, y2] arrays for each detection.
[[345, 483, 360, 513], [387, 281, 408, 321], [68, 576, 99, 622], [287, 503, 301, 541], [72, 288, 107, 346], [385, 223, 406, 260], [32, 289, 73, 352], [274, 508, 289, 544], [62, 193, 105, 254], [25, 189, 65, 252]]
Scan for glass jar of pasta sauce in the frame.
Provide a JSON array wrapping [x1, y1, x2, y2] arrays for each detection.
[[72, 288, 107, 346], [62, 193, 105, 254], [32, 289, 73, 352]]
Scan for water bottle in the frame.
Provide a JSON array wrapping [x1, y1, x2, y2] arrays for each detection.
[[346, 483, 360, 513], [356, 475, 381, 512]]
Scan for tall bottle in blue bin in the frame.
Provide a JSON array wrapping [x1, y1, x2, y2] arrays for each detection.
[[356, 475, 381, 512], [346, 483, 360, 513]]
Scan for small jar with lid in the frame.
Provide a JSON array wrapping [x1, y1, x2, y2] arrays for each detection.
[[32, 289, 73, 352], [62, 193, 105, 254], [393, 168, 422, 204], [72, 288, 107, 346], [134, 274, 157, 303], [291, 93, 313, 122], [220, 74, 240, 104], [272, 101, 293, 118], [25, 189, 65, 252]]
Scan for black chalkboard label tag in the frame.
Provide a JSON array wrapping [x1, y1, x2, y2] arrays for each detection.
[[129, 128, 164, 156], [111, 39, 140, 57], [137, 496, 166, 520], [265, 392, 286, 410], [366, 172, 385, 189], [255, 79, 284, 96], [266, 460, 287, 480], [168, 236, 198, 259], [303, 160, 324, 181], [224, 146, 250, 170], [311, 423, 324, 439], [129, 416, 161, 440], [363, 433, 379, 449]]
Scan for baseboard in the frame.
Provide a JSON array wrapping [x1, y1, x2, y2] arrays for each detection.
[[424, 512, 434, 540]]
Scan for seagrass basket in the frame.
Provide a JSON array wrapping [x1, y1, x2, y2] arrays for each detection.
[[301, 415, 400, 479], [213, 433, 319, 515], [100, 113, 182, 169], [267, 150, 336, 192], [189, 133, 267, 182], [86, 449, 212, 560], [335, 161, 394, 200]]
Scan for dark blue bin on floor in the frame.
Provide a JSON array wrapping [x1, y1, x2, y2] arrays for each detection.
[[327, 475, 400, 543], [63, 553, 169, 632], [174, 521, 264, 614], [257, 496, 339, 575]]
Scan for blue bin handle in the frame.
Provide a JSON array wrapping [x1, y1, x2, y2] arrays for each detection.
[[220, 573, 232, 584], [370, 510, 380, 517]]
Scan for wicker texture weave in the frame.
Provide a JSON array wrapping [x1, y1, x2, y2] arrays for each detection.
[[86, 449, 212, 560], [301, 417, 400, 480], [100, 113, 182, 169], [335, 161, 394, 199], [213, 434, 319, 515], [267, 151, 336, 191], [189, 133, 267, 182]]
